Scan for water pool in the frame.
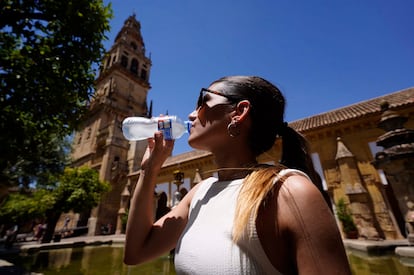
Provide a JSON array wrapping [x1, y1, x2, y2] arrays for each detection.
[[3, 245, 414, 274]]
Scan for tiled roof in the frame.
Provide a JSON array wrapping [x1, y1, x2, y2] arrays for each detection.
[[289, 87, 414, 132]]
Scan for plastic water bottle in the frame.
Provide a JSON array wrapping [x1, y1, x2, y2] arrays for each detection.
[[122, 116, 191, 141]]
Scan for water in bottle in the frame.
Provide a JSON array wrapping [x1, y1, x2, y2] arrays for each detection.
[[122, 116, 191, 141]]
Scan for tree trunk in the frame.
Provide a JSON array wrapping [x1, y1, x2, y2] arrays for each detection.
[[41, 211, 61, 243]]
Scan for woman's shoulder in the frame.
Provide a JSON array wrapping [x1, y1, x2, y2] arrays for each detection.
[[276, 168, 311, 182], [273, 169, 327, 218], [279, 171, 320, 200], [276, 170, 332, 227], [274, 170, 333, 239]]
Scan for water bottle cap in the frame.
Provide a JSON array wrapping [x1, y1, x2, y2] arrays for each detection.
[[184, 121, 192, 133]]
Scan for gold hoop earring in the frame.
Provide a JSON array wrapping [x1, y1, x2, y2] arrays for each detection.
[[227, 120, 240, 137]]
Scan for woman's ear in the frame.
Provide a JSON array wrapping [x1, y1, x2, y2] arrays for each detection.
[[232, 100, 251, 122]]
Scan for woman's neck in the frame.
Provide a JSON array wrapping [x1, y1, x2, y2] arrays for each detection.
[[214, 159, 258, 181], [217, 167, 255, 181]]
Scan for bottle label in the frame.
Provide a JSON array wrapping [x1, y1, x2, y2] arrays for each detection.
[[158, 118, 173, 140]]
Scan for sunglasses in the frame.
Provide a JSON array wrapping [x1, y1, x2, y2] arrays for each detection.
[[196, 88, 239, 109]]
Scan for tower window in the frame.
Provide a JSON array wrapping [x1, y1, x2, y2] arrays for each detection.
[[130, 59, 139, 75], [112, 156, 120, 170], [140, 69, 147, 80], [121, 55, 128, 68], [86, 128, 92, 139], [77, 133, 82, 144], [131, 42, 137, 50]]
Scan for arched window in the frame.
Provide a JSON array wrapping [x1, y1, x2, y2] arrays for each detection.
[[140, 69, 147, 80], [121, 55, 128, 68], [105, 57, 111, 69], [86, 128, 92, 139], [130, 59, 139, 75], [130, 42, 137, 50]]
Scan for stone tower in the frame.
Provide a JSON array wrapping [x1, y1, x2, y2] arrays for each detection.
[[71, 14, 152, 235], [373, 101, 414, 237]]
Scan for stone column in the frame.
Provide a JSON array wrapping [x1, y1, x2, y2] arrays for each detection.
[[116, 184, 130, 234], [373, 101, 414, 238], [335, 137, 382, 239], [173, 170, 184, 207]]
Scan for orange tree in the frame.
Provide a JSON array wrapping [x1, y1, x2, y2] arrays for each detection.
[[0, 166, 109, 243]]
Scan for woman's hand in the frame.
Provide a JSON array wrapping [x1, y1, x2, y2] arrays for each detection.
[[141, 131, 175, 171]]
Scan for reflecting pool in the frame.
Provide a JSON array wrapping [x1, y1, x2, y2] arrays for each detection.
[[3, 245, 414, 274], [3, 244, 175, 275], [347, 249, 414, 275]]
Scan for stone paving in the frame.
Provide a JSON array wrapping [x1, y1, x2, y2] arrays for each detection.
[[343, 238, 414, 256]]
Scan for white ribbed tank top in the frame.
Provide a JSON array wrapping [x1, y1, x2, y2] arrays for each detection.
[[174, 169, 309, 274]]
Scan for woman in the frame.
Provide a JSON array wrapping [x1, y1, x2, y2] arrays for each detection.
[[124, 76, 351, 274]]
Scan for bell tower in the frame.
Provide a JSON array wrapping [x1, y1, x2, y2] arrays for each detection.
[[71, 14, 152, 235]]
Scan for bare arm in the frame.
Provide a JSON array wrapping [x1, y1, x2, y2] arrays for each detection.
[[279, 175, 351, 275], [123, 132, 196, 265]]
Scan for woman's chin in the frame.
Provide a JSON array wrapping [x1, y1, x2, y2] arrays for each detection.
[[188, 138, 207, 151]]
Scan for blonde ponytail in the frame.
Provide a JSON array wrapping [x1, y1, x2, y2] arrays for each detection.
[[232, 165, 285, 242]]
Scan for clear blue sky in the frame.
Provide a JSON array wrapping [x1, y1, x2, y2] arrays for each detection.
[[103, 0, 414, 156]]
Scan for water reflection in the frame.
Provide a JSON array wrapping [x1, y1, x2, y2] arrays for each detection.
[[6, 245, 414, 274], [347, 249, 414, 275], [14, 245, 175, 275]]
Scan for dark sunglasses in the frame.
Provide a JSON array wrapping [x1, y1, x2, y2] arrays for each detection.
[[196, 88, 239, 109]]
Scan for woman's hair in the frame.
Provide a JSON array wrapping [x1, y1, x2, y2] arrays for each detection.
[[211, 76, 328, 241], [211, 76, 284, 156]]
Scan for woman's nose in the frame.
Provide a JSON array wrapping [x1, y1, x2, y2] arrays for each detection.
[[188, 109, 198, 120]]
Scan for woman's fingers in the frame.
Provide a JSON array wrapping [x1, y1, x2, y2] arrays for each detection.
[[141, 131, 175, 170]]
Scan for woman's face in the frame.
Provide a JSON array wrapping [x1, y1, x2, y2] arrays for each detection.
[[187, 82, 236, 151]]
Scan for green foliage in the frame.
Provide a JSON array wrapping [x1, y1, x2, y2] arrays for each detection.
[[0, 189, 55, 223], [56, 166, 110, 213], [121, 208, 129, 231], [0, 166, 110, 225], [0, 0, 113, 187], [336, 198, 357, 233]]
